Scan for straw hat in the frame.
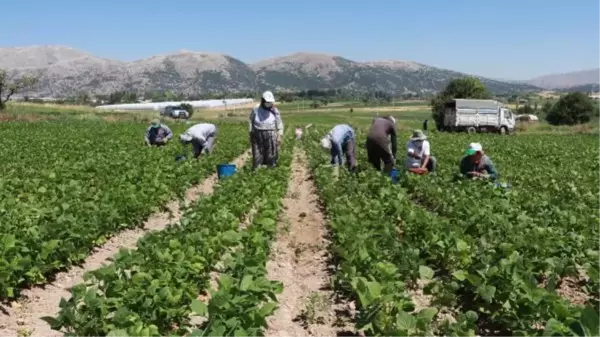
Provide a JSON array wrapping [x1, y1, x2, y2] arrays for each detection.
[[410, 129, 427, 141]]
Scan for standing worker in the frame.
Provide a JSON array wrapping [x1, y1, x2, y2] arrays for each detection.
[[249, 91, 284, 169], [366, 116, 398, 173], [320, 124, 357, 171], [145, 118, 173, 146], [179, 123, 218, 159], [423, 119, 428, 131], [405, 129, 436, 173], [459, 142, 499, 181]]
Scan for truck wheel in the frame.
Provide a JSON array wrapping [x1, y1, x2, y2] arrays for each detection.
[[467, 126, 477, 134], [499, 126, 508, 135]]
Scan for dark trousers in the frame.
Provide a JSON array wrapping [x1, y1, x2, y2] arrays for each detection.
[[251, 130, 279, 169], [331, 138, 357, 170], [366, 138, 394, 172]]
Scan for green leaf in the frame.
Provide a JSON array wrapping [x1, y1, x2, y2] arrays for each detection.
[[456, 239, 469, 252], [580, 305, 600, 336], [452, 270, 468, 281], [107, 329, 129, 337], [476, 285, 496, 303], [40, 316, 62, 329], [465, 310, 478, 322], [396, 311, 416, 331], [417, 307, 438, 322], [211, 325, 227, 336], [233, 328, 249, 337], [239, 274, 253, 291], [190, 299, 208, 316], [258, 302, 278, 317], [419, 265, 434, 280]]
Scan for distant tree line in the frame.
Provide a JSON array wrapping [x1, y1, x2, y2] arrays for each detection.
[[35, 88, 433, 107]]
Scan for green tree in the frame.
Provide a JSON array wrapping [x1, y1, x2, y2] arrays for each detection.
[[430, 77, 491, 130], [517, 104, 534, 115], [0, 69, 39, 110], [179, 103, 194, 118], [545, 92, 595, 125], [541, 101, 553, 116]]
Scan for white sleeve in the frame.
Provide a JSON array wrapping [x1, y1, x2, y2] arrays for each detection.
[[422, 141, 431, 156]]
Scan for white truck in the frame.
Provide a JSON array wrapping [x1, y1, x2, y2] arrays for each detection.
[[442, 99, 515, 134]]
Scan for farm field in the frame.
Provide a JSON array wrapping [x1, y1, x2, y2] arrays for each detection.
[[0, 105, 598, 337]]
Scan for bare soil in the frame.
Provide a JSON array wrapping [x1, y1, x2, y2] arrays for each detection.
[[0, 150, 250, 337], [265, 149, 354, 337], [556, 276, 591, 306]]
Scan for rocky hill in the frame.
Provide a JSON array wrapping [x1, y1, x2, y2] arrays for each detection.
[[0, 45, 539, 97], [524, 69, 599, 89]]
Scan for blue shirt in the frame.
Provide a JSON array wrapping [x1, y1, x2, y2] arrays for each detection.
[[145, 124, 173, 144], [328, 124, 354, 165]]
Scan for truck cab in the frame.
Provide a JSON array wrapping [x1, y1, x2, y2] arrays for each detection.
[[499, 107, 516, 134]]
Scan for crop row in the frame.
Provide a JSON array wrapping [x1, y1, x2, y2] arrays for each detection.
[[401, 133, 599, 314], [304, 128, 598, 336], [394, 132, 595, 335], [189, 139, 293, 336], [0, 120, 249, 299], [47, 134, 294, 336], [302, 131, 445, 335]]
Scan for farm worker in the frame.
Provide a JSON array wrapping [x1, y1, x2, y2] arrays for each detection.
[[320, 124, 357, 171], [366, 116, 398, 173], [179, 123, 217, 159], [249, 90, 284, 170], [459, 142, 499, 181], [405, 129, 436, 173], [423, 119, 428, 131], [145, 119, 173, 146]]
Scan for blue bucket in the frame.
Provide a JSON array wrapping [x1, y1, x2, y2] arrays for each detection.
[[389, 168, 400, 184], [217, 164, 237, 180]]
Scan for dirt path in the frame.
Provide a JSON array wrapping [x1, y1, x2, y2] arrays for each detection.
[[0, 150, 250, 337], [265, 149, 353, 337]]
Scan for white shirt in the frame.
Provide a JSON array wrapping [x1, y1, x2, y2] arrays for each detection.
[[185, 123, 216, 141], [405, 140, 430, 168], [249, 105, 284, 136]]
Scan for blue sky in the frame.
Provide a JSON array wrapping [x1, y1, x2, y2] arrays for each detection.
[[2, 0, 598, 79]]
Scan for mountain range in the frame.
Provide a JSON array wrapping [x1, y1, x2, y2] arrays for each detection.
[[522, 69, 599, 90], [0, 45, 591, 98]]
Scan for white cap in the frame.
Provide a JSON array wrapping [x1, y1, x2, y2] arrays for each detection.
[[465, 142, 483, 155], [320, 136, 332, 149], [469, 142, 483, 152], [389, 116, 396, 124], [262, 91, 275, 103]]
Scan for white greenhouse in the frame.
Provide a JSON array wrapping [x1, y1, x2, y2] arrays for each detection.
[[95, 98, 255, 111]]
